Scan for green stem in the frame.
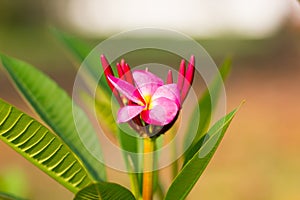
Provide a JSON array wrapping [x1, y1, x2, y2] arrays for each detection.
[[129, 172, 140, 199]]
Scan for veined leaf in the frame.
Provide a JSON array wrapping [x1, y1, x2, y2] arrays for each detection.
[[183, 58, 232, 156], [0, 99, 93, 193], [74, 182, 135, 200], [52, 29, 116, 138], [165, 108, 238, 200], [0, 54, 106, 181]]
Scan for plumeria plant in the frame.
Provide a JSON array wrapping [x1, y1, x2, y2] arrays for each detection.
[[101, 54, 194, 136], [0, 30, 239, 200]]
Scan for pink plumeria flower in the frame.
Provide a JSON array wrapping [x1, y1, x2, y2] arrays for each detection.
[[100, 55, 195, 137]]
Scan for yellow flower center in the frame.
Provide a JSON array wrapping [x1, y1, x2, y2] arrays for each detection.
[[143, 95, 153, 110]]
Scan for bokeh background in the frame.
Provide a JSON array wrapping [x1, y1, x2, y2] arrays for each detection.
[[0, 0, 300, 199]]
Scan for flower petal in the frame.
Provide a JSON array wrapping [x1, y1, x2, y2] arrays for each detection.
[[107, 75, 144, 104], [181, 55, 195, 102], [132, 70, 164, 97], [141, 97, 179, 126], [151, 84, 181, 107], [177, 59, 185, 91], [166, 70, 173, 84], [100, 54, 123, 105], [117, 105, 145, 123]]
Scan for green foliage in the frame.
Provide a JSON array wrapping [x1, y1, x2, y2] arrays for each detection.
[[51, 28, 92, 63], [117, 125, 139, 170], [52, 28, 117, 136], [0, 54, 106, 181], [81, 91, 117, 135], [51, 28, 111, 95], [0, 192, 26, 200], [183, 58, 232, 154], [0, 167, 28, 199], [117, 125, 142, 198], [165, 108, 239, 200], [0, 29, 239, 200], [0, 99, 93, 193], [74, 183, 135, 200]]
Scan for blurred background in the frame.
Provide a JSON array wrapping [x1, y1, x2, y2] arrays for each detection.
[[0, 0, 300, 199]]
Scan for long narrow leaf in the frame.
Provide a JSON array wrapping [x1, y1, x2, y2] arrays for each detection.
[[165, 108, 239, 200], [51, 28, 111, 95], [51, 28, 92, 63], [0, 54, 106, 181], [0, 99, 93, 193], [0, 192, 26, 200], [183, 58, 232, 155], [74, 182, 135, 200], [52, 29, 116, 142], [81, 91, 117, 135], [117, 125, 142, 197]]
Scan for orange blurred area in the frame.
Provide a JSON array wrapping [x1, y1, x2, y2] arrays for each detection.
[[1, 1, 300, 200]]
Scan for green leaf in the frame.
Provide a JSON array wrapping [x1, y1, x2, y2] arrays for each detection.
[[0, 192, 26, 200], [117, 125, 140, 169], [51, 28, 92, 62], [0, 167, 28, 198], [51, 28, 111, 95], [74, 182, 135, 200], [51, 29, 115, 140], [0, 54, 106, 181], [165, 108, 239, 200], [183, 58, 232, 156], [80, 91, 117, 135], [0, 99, 93, 193], [117, 125, 142, 198]]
